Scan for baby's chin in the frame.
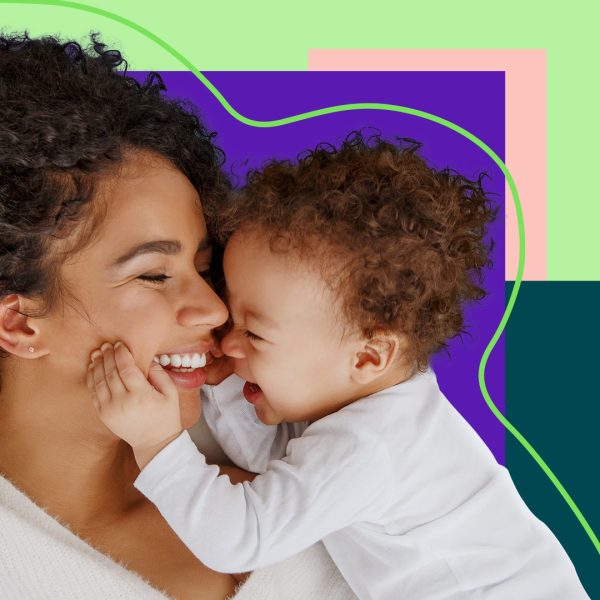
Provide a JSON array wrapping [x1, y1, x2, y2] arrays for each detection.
[[253, 402, 285, 427], [178, 388, 202, 430]]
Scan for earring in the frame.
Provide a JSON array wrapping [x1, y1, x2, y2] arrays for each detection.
[[28, 346, 35, 353]]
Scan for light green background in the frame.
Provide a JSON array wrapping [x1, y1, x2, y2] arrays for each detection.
[[0, 0, 598, 279], [1, 1, 598, 591]]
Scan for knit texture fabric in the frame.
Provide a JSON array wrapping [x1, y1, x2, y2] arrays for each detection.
[[0, 474, 354, 599]]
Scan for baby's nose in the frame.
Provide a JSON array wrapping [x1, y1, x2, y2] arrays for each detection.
[[221, 329, 246, 359]]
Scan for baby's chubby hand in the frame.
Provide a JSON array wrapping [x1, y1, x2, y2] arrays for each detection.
[[204, 342, 235, 385], [204, 319, 235, 385], [87, 341, 183, 469]]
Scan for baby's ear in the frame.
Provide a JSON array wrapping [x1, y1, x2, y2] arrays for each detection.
[[350, 333, 404, 385]]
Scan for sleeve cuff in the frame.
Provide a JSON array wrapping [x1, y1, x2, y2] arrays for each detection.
[[134, 430, 204, 494]]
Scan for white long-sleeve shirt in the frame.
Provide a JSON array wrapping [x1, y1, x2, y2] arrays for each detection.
[[135, 368, 589, 600]]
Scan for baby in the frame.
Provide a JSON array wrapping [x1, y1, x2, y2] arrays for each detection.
[[88, 135, 588, 599]]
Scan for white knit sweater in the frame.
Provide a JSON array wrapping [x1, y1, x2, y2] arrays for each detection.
[[0, 473, 355, 599]]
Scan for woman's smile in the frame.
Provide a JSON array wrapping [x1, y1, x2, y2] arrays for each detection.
[[153, 346, 216, 389]]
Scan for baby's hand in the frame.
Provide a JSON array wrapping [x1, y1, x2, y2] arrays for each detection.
[[87, 341, 182, 468], [204, 344, 235, 385], [205, 320, 235, 385]]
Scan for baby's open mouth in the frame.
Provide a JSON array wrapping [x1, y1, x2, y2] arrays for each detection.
[[153, 352, 207, 372], [243, 381, 264, 405]]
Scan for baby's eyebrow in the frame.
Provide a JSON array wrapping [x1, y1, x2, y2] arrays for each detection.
[[225, 291, 278, 331], [245, 309, 278, 330]]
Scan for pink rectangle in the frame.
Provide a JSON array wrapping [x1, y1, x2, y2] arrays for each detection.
[[309, 49, 547, 282]]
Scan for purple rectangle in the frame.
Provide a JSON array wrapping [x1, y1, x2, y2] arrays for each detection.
[[134, 70, 506, 462]]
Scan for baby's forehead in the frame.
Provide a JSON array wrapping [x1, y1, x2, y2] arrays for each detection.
[[228, 231, 344, 292], [224, 232, 344, 308]]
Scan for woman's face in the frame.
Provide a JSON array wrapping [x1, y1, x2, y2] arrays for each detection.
[[38, 151, 228, 429]]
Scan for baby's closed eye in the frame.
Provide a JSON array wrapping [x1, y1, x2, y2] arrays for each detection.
[[243, 330, 263, 342]]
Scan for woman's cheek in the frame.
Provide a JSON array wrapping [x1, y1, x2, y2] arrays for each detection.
[[179, 388, 202, 429], [130, 328, 172, 374], [109, 316, 173, 375]]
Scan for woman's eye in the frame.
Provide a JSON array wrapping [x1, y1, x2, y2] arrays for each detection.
[[138, 274, 172, 283], [243, 330, 263, 342]]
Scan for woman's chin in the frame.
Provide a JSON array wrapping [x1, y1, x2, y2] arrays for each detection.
[[178, 388, 202, 430]]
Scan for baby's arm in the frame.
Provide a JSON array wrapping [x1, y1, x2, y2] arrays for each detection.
[[87, 342, 392, 572], [134, 421, 393, 573], [87, 342, 183, 469], [203, 376, 307, 473]]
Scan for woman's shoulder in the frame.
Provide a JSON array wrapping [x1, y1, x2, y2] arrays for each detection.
[[0, 474, 169, 599], [231, 542, 357, 600]]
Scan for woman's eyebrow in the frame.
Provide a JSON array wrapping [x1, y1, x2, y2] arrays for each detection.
[[111, 240, 181, 267], [111, 237, 211, 267]]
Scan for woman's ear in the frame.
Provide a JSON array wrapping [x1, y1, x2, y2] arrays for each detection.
[[0, 294, 49, 358], [350, 333, 403, 385]]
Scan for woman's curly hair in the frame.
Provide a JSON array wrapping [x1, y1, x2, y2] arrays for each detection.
[[0, 33, 229, 318], [209, 133, 498, 370]]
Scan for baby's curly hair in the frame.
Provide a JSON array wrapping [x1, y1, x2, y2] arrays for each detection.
[[209, 133, 497, 370], [0, 32, 229, 314]]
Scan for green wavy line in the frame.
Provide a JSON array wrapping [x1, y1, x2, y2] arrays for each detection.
[[2, 0, 598, 555]]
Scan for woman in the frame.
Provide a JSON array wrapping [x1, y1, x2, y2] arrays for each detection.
[[0, 34, 354, 599]]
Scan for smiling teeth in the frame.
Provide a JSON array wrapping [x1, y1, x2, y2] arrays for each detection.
[[191, 354, 206, 368], [155, 353, 206, 368]]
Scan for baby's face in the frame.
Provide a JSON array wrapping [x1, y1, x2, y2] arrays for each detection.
[[221, 231, 360, 425]]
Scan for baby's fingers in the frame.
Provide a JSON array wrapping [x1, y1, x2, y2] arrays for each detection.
[[113, 341, 153, 393], [99, 342, 127, 397], [148, 362, 178, 401], [90, 349, 113, 406]]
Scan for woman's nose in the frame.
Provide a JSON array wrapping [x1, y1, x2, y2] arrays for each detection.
[[177, 277, 229, 330], [221, 329, 246, 359]]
